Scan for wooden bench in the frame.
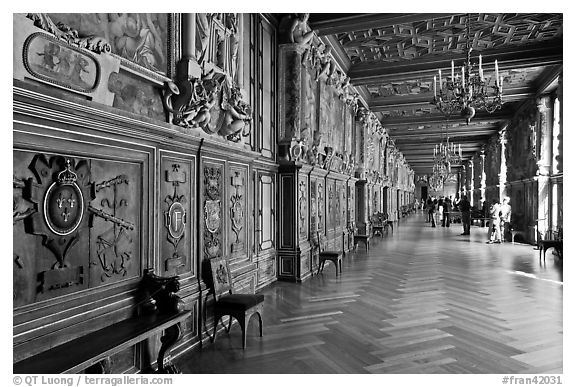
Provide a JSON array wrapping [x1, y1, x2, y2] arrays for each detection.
[[14, 270, 190, 374]]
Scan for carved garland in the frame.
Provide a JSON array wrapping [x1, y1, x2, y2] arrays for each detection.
[[298, 180, 307, 237], [230, 171, 245, 253], [203, 166, 222, 259]]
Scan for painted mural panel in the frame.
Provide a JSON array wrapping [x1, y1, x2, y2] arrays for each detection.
[[108, 71, 164, 120], [48, 13, 169, 74], [302, 65, 318, 145], [318, 82, 345, 154], [24, 33, 99, 92]]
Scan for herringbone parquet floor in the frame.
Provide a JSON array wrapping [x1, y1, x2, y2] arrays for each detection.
[[178, 212, 563, 374]]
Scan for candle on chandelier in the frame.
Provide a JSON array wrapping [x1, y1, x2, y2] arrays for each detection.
[[495, 60, 499, 86], [451, 60, 455, 81], [433, 76, 437, 96], [499, 76, 503, 92], [459, 144, 462, 157], [439, 69, 442, 89], [479, 54, 483, 80], [461, 66, 465, 88]]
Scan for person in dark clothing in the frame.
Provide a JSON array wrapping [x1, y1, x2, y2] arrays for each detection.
[[427, 197, 436, 227], [459, 195, 471, 235], [442, 196, 451, 227], [426, 196, 433, 223]]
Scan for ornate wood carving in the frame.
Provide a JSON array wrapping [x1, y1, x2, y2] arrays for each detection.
[[337, 13, 562, 66], [24, 155, 93, 293], [328, 183, 334, 229], [298, 180, 307, 238], [163, 163, 188, 274], [203, 165, 223, 260], [88, 172, 135, 282], [317, 181, 324, 233], [13, 175, 36, 224], [230, 171, 245, 253], [26, 13, 111, 54], [310, 180, 317, 233]]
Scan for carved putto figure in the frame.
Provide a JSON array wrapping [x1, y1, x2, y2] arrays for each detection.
[[162, 70, 224, 130], [219, 84, 252, 142], [315, 44, 335, 83]]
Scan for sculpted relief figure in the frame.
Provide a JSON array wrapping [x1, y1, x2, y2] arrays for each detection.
[[196, 13, 212, 65], [290, 13, 314, 46], [219, 84, 252, 142], [315, 44, 335, 83], [162, 69, 224, 129]]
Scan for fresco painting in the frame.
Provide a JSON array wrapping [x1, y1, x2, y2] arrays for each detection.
[[48, 13, 168, 74]]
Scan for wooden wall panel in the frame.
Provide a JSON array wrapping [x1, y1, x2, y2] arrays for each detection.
[[201, 158, 225, 262], [159, 153, 195, 277], [227, 163, 250, 263], [298, 176, 308, 241]]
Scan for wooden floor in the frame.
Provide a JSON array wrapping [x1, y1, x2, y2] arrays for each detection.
[[177, 212, 563, 374]]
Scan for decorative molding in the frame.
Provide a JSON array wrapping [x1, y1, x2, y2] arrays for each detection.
[[26, 13, 112, 54]]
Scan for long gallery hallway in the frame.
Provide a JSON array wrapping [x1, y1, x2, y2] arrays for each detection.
[[177, 212, 563, 374]]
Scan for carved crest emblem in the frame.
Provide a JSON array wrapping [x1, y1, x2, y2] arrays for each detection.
[[43, 159, 85, 236], [204, 167, 221, 200], [204, 200, 221, 234], [166, 202, 186, 240]]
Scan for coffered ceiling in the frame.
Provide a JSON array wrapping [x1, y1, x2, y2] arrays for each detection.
[[308, 13, 563, 175]]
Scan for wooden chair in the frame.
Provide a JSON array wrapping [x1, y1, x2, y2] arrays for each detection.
[[353, 222, 371, 251], [315, 231, 342, 276], [371, 214, 385, 238], [209, 258, 264, 349], [538, 228, 563, 261]]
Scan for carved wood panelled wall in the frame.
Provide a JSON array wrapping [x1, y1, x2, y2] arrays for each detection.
[[13, 12, 277, 372]]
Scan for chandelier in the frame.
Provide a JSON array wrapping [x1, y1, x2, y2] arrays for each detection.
[[429, 129, 462, 190], [428, 173, 444, 191], [431, 14, 503, 124]]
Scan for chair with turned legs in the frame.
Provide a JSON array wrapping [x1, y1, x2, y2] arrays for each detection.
[[209, 258, 264, 349]]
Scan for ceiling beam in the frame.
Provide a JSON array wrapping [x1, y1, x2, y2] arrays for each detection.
[[348, 41, 562, 85], [309, 13, 456, 36], [369, 86, 534, 111], [379, 109, 512, 127], [390, 127, 498, 137]]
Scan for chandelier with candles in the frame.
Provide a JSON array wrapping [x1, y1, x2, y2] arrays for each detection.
[[430, 129, 462, 190], [431, 14, 504, 124]]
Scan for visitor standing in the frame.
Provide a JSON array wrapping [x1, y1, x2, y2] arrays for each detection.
[[486, 199, 502, 243], [459, 195, 471, 235], [499, 197, 512, 242]]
